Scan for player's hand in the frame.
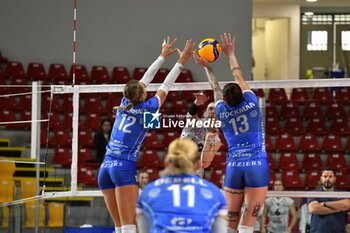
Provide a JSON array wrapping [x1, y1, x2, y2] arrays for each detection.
[[160, 36, 178, 59], [193, 52, 210, 68], [177, 39, 195, 65], [193, 92, 208, 106], [220, 33, 236, 56]]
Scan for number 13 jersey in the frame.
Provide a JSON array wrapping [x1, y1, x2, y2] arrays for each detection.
[[215, 90, 266, 162]]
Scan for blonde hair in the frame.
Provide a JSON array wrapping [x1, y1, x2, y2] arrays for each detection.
[[162, 138, 199, 175], [113, 80, 145, 111]]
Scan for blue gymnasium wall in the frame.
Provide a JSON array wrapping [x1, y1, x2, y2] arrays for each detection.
[[0, 0, 252, 81]]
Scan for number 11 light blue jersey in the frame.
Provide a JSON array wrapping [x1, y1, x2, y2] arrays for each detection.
[[137, 174, 227, 233], [105, 96, 159, 162], [215, 90, 266, 162]]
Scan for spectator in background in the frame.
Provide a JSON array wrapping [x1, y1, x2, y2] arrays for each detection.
[[94, 119, 112, 163], [346, 222, 350, 233], [137, 171, 149, 195], [261, 180, 297, 233], [307, 167, 350, 233], [299, 180, 322, 233]]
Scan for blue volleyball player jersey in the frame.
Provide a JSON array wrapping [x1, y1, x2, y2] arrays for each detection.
[[137, 174, 227, 233], [215, 90, 266, 162], [105, 96, 159, 162]]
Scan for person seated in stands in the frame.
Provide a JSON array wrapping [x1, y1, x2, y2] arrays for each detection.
[[93, 119, 112, 163]]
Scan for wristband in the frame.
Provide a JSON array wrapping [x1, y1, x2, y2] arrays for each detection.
[[231, 67, 241, 73]]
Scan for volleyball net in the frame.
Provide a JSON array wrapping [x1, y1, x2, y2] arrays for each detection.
[[1, 78, 350, 229]]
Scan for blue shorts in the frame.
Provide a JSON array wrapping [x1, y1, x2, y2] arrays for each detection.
[[98, 155, 137, 190], [224, 157, 270, 190]]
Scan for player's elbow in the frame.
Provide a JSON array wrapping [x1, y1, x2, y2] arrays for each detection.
[[308, 203, 317, 214]]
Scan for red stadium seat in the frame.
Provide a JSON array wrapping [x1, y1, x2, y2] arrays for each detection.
[[167, 91, 182, 101], [143, 131, 162, 149], [211, 151, 226, 168], [104, 96, 122, 114], [61, 112, 73, 130], [52, 147, 72, 168], [49, 128, 71, 147], [9, 77, 30, 93], [324, 102, 346, 120], [329, 118, 350, 136], [265, 116, 281, 135], [335, 87, 350, 105], [210, 169, 225, 188], [0, 96, 17, 110], [335, 174, 350, 190], [302, 153, 323, 171], [278, 153, 300, 171], [252, 89, 265, 98], [112, 66, 131, 84], [49, 64, 69, 84], [322, 134, 343, 153], [267, 154, 277, 171], [177, 69, 193, 82], [78, 128, 94, 148], [162, 132, 180, 146], [0, 110, 17, 129], [85, 113, 101, 131], [305, 170, 321, 190], [280, 102, 300, 119], [91, 66, 111, 84], [306, 117, 328, 136], [275, 133, 297, 152], [265, 135, 275, 152], [268, 88, 288, 104], [291, 88, 309, 104], [27, 63, 47, 82], [303, 102, 322, 119], [326, 153, 347, 171], [312, 87, 333, 104], [17, 95, 32, 111], [281, 170, 303, 190], [145, 168, 160, 182], [143, 150, 162, 168], [299, 133, 321, 152], [78, 148, 97, 167], [78, 166, 97, 186], [80, 96, 102, 114], [265, 102, 278, 118], [153, 68, 169, 83], [284, 117, 305, 135], [169, 100, 188, 115], [6, 61, 26, 79], [69, 64, 90, 84], [132, 67, 146, 80]]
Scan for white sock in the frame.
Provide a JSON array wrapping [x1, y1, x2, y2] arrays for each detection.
[[122, 224, 137, 233], [238, 225, 253, 233], [115, 226, 122, 233], [227, 226, 238, 233]]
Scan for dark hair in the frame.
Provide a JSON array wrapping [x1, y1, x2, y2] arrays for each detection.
[[223, 83, 243, 106], [114, 80, 145, 111], [322, 166, 335, 174]]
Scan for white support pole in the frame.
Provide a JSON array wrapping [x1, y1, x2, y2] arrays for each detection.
[[70, 87, 80, 194], [31, 82, 41, 233]]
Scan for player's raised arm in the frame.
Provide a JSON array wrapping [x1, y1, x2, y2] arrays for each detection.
[[156, 39, 195, 106], [139, 37, 177, 87], [220, 33, 251, 91], [193, 53, 223, 103]]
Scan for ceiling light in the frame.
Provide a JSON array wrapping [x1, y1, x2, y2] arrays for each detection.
[[306, 0, 318, 2], [305, 12, 314, 16]]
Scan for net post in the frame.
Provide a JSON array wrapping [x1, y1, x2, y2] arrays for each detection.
[[70, 86, 80, 194]]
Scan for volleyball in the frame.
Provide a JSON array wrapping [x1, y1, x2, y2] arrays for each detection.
[[197, 38, 222, 62]]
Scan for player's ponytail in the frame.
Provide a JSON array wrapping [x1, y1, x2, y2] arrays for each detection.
[[113, 80, 145, 111], [162, 138, 199, 175]]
